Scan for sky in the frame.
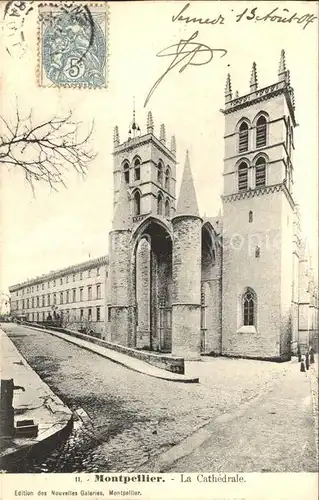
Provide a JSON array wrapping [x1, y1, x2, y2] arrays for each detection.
[[0, 1, 318, 293]]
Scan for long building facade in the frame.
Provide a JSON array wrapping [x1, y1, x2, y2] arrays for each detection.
[[9, 256, 108, 336], [9, 50, 318, 359]]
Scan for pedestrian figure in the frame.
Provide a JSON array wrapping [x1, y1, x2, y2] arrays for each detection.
[[305, 352, 310, 370], [309, 346, 315, 364], [300, 357, 306, 372]]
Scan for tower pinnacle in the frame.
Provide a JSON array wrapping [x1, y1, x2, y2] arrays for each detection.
[[278, 49, 287, 80], [147, 111, 154, 134], [113, 126, 120, 146], [250, 62, 258, 92], [225, 73, 232, 103], [175, 151, 199, 217], [160, 123, 166, 144]]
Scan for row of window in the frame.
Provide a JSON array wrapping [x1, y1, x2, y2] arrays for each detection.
[[123, 158, 171, 191], [238, 116, 267, 153], [238, 157, 266, 191], [16, 268, 102, 296], [16, 285, 102, 310], [132, 191, 171, 217], [26, 307, 102, 323]]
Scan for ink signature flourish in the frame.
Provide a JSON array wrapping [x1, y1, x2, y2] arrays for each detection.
[[144, 31, 227, 108]]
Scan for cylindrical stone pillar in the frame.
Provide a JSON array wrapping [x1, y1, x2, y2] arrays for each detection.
[[109, 230, 135, 347], [171, 215, 202, 360]]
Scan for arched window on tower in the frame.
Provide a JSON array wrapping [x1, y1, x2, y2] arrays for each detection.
[[239, 122, 249, 152], [134, 158, 141, 181], [255, 157, 266, 187], [165, 167, 170, 191], [238, 161, 248, 191], [243, 288, 257, 326], [165, 199, 170, 217], [157, 192, 163, 215], [256, 116, 267, 148], [123, 161, 129, 184], [134, 191, 141, 216], [157, 161, 163, 185]]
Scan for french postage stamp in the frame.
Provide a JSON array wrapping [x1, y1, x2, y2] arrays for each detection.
[[38, 2, 108, 88]]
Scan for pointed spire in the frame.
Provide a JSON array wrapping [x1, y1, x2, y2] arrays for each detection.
[[128, 96, 141, 139], [250, 62, 258, 92], [234, 90, 239, 98], [147, 111, 154, 134], [170, 135, 176, 155], [278, 49, 286, 80], [113, 174, 130, 230], [225, 73, 232, 103], [160, 123, 166, 144], [113, 125, 120, 146], [175, 151, 199, 217]]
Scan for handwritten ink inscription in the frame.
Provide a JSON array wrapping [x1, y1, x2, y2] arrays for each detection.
[[144, 31, 227, 107], [172, 3, 317, 31]]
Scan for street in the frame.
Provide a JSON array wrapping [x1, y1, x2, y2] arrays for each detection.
[[2, 323, 317, 473]]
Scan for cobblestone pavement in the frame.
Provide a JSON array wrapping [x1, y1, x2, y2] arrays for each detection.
[[3, 323, 316, 472]]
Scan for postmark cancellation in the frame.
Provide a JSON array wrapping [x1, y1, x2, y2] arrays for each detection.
[[38, 2, 108, 88]]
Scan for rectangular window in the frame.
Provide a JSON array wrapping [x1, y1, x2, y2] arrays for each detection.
[[88, 308, 92, 320], [60, 292, 63, 304], [73, 274, 76, 282], [80, 272, 83, 280], [66, 290, 69, 303], [80, 309, 84, 319], [97, 267, 100, 276], [80, 288, 83, 301], [88, 269, 91, 278], [107, 306, 111, 322], [32, 298, 34, 308], [73, 289, 76, 302], [48, 281, 50, 288], [53, 293, 57, 305], [88, 286, 92, 300], [47, 294, 50, 306], [53, 280, 56, 287], [96, 306, 101, 321], [27, 299, 29, 309], [42, 283, 44, 290], [96, 285, 101, 299], [60, 278, 63, 285], [42, 296, 45, 307], [37, 297, 39, 307], [36, 285, 39, 291]]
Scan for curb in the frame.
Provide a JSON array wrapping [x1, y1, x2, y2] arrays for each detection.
[[25, 324, 199, 383], [0, 329, 73, 471]]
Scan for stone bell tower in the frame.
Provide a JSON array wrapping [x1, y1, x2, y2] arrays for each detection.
[[221, 50, 297, 361], [108, 110, 177, 348]]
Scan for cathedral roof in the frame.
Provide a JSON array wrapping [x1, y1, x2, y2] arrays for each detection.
[[175, 151, 200, 217], [202, 216, 223, 235], [113, 175, 130, 230]]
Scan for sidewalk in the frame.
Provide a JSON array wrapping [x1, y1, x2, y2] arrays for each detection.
[[141, 357, 318, 472], [0, 328, 73, 471], [26, 324, 199, 383]]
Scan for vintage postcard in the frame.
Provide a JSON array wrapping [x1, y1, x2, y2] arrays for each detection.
[[0, 1, 318, 499]]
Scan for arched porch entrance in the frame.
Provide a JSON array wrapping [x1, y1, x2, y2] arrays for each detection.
[[132, 218, 173, 352]]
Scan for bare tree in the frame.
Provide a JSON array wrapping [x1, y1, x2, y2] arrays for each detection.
[[0, 105, 96, 192]]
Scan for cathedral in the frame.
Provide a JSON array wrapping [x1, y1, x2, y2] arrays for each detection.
[[10, 50, 318, 362], [108, 49, 318, 361]]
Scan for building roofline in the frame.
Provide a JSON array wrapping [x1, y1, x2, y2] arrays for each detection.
[[9, 255, 109, 292]]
